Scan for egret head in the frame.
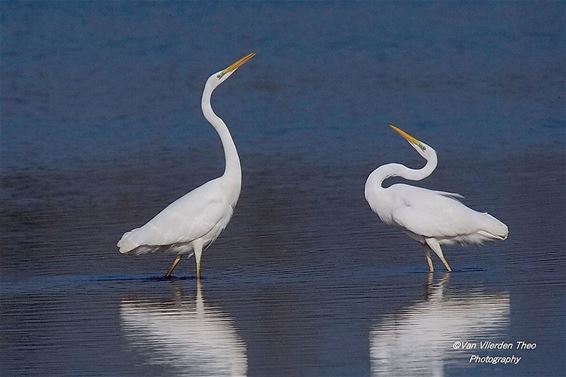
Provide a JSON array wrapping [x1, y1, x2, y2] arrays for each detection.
[[207, 52, 255, 89], [389, 125, 435, 159]]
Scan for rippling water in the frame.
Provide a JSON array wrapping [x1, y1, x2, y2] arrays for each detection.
[[1, 2, 565, 376]]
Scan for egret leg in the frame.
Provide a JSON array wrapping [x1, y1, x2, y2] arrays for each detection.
[[425, 238, 452, 272], [193, 240, 204, 279], [423, 244, 434, 272], [165, 255, 182, 278]]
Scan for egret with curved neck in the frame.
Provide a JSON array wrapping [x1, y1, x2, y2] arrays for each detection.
[[365, 125, 508, 272], [118, 53, 255, 278]]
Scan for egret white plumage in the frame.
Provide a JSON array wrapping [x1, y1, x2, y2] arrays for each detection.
[[364, 125, 508, 272], [117, 53, 255, 278]]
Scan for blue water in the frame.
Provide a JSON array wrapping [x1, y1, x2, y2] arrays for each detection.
[[1, 1, 565, 376]]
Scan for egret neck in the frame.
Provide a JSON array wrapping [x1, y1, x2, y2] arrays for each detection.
[[365, 149, 438, 195], [201, 81, 242, 203]]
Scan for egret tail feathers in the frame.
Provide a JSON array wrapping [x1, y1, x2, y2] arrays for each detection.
[[117, 229, 142, 254], [477, 213, 508, 241]]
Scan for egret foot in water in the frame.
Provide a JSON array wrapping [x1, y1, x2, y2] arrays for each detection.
[[165, 255, 182, 278], [423, 245, 434, 272]]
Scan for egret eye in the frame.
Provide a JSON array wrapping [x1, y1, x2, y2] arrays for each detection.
[[216, 73, 223, 79]]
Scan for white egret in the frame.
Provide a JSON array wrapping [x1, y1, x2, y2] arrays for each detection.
[[364, 125, 508, 272], [117, 53, 255, 278]]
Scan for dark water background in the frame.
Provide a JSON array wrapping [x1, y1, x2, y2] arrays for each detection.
[[1, 1, 565, 376]]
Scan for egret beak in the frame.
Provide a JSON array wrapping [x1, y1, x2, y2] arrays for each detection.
[[219, 52, 255, 78], [389, 125, 425, 149]]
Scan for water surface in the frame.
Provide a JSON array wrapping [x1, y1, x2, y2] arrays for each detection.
[[1, 2, 565, 376]]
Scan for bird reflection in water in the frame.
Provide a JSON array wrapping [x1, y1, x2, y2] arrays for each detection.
[[120, 282, 247, 377], [370, 274, 510, 377]]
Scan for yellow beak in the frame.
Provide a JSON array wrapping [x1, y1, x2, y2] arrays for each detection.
[[389, 125, 424, 148], [220, 52, 256, 77]]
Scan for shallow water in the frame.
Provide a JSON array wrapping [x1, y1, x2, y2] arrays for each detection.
[[1, 2, 565, 376]]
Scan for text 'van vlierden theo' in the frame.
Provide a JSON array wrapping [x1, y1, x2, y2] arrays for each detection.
[[454, 341, 536, 350]]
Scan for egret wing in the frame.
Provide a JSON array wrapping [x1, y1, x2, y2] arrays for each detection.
[[118, 181, 231, 252], [390, 186, 480, 239], [141, 198, 230, 245]]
